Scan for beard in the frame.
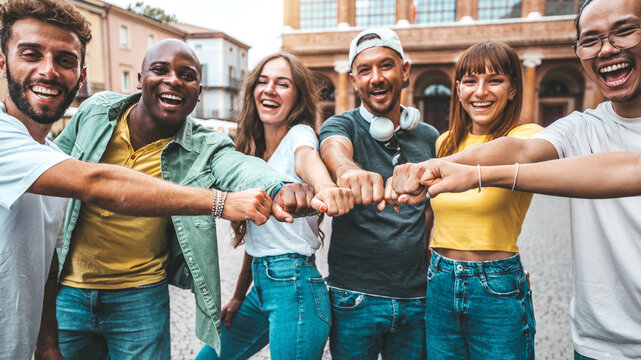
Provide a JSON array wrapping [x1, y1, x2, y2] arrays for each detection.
[[360, 85, 402, 117], [6, 63, 81, 124]]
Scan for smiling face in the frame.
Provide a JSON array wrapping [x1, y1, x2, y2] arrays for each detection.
[[349, 46, 409, 121], [457, 67, 515, 135], [253, 57, 298, 130], [578, 0, 641, 115], [0, 18, 85, 124], [137, 39, 201, 130]]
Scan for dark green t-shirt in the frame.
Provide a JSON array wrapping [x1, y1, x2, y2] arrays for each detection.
[[319, 109, 439, 298]]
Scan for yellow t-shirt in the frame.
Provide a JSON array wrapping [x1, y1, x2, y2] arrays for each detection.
[[60, 103, 174, 289], [430, 123, 542, 252]]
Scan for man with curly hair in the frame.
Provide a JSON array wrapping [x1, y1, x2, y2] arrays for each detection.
[[0, 1, 315, 359]]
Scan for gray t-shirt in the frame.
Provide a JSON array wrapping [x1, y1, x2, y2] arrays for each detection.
[[534, 101, 641, 359], [320, 108, 439, 298]]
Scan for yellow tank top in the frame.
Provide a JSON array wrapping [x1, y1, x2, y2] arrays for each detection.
[[60, 103, 174, 289], [430, 123, 542, 252]]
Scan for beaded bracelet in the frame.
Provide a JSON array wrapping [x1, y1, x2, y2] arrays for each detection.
[[211, 189, 228, 219]]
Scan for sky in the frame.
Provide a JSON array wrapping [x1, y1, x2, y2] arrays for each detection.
[[104, 0, 283, 66]]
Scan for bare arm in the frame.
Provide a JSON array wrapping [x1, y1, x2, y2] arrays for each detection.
[[221, 252, 253, 329], [320, 136, 385, 209], [295, 145, 354, 216], [28, 159, 213, 217], [418, 152, 641, 199], [445, 137, 559, 165], [393, 138, 558, 198], [33, 256, 63, 360]]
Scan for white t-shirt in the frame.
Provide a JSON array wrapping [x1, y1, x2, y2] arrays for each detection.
[[245, 124, 321, 257], [534, 101, 641, 359], [0, 104, 70, 360]]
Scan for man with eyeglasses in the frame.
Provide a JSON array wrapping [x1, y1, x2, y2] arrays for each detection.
[[391, 0, 641, 358], [319, 28, 439, 359]]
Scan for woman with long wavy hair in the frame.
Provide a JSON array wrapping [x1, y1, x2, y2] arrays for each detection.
[[197, 53, 353, 360], [424, 41, 542, 359]]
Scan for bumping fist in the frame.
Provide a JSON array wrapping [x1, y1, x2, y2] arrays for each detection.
[[221, 189, 272, 225], [272, 183, 316, 223], [337, 168, 385, 207]]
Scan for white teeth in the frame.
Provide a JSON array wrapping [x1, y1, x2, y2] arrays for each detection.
[[472, 102, 492, 107], [262, 100, 279, 107], [31, 85, 59, 96], [160, 93, 182, 101], [599, 62, 630, 73]]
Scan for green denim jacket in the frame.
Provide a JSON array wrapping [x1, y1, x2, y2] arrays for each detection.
[[55, 92, 287, 353]]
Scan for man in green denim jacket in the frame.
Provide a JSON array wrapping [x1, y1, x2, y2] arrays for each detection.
[[52, 39, 313, 358]]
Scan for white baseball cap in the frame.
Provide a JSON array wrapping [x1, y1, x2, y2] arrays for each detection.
[[348, 28, 405, 68]]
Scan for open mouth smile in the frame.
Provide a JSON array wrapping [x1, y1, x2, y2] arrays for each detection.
[[30, 85, 61, 99], [158, 93, 184, 109], [261, 99, 280, 109], [598, 61, 633, 87]]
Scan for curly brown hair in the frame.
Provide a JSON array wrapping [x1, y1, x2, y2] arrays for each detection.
[[0, 0, 92, 67]]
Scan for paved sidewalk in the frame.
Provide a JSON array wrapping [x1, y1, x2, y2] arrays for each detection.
[[170, 194, 573, 359]]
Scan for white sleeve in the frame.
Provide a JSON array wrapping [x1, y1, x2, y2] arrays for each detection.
[[288, 124, 319, 152], [532, 112, 584, 159], [0, 118, 70, 209]]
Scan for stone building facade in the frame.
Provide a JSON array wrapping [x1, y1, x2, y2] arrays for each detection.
[[281, 0, 600, 130]]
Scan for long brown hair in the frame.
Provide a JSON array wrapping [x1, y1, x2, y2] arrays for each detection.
[[231, 52, 322, 247], [438, 41, 523, 157]]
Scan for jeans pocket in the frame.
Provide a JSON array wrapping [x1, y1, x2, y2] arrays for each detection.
[[427, 266, 437, 282], [264, 258, 297, 282], [329, 288, 365, 311], [480, 272, 521, 297], [308, 278, 331, 326]]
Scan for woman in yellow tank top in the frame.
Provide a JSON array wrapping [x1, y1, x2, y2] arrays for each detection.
[[425, 41, 541, 359]]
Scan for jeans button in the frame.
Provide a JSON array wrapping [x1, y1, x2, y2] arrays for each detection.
[[457, 264, 463, 271]]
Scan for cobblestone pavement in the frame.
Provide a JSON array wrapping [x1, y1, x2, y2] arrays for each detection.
[[170, 194, 573, 359]]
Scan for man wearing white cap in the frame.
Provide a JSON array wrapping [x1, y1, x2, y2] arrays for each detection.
[[319, 28, 439, 359]]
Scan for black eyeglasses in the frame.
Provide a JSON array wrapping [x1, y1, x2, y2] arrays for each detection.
[[384, 133, 407, 167], [574, 24, 641, 60]]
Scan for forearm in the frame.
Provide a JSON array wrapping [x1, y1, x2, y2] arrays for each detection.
[[295, 147, 337, 192], [444, 137, 556, 165], [320, 138, 360, 182], [232, 252, 254, 300], [482, 152, 641, 198], [35, 256, 60, 354], [29, 159, 213, 217]]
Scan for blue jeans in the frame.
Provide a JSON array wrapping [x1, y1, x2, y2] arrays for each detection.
[[426, 251, 536, 359], [56, 279, 170, 360], [196, 254, 330, 360], [329, 287, 427, 360], [574, 350, 597, 360]]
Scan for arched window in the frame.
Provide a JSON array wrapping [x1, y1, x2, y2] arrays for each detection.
[[300, 0, 337, 30], [416, 0, 456, 24], [355, 0, 396, 27], [477, 0, 521, 20], [545, 0, 586, 16]]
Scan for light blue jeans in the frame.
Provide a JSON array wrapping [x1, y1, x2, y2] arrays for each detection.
[[426, 251, 536, 359], [329, 287, 427, 360], [196, 253, 330, 360], [56, 279, 170, 360]]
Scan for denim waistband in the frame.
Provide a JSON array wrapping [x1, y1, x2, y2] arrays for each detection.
[[254, 253, 316, 265], [430, 251, 523, 276]]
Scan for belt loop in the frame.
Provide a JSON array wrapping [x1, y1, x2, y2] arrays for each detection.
[[433, 252, 441, 271], [479, 261, 486, 281]]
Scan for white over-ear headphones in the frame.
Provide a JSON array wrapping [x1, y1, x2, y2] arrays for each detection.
[[359, 105, 421, 142]]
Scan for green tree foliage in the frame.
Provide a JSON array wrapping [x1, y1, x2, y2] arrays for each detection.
[[127, 1, 178, 24]]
